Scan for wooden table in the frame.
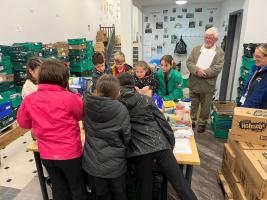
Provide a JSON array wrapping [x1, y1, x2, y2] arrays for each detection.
[[0, 122, 29, 150], [27, 134, 200, 200]]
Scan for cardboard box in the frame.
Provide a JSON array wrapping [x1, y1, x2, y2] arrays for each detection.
[[235, 183, 248, 200], [0, 74, 14, 82], [224, 143, 236, 172], [241, 150, 267, 199], [230, 107, 267, 146]]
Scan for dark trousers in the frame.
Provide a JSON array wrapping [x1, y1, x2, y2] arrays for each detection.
[[42, 157, 88, 200], [88, 174, 127, 200], [129, 150, 198, 200]]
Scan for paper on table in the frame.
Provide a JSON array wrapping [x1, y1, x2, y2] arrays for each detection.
[[173, 138, 192, 154], [196, 50, 216, 70]]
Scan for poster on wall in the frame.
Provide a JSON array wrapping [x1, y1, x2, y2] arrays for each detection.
[[177, 15, 183, 19], [182, 8, 187, 13], [156, 22, 163, 29], [144, 16, 148, 22], [199, 21, 203, 27], [145, 28, 152, 33], [170, 17, 176, 21], [164, 16, 168, 22], [157, 45, 163, 54], [163, 34, 169, 38], [171, 35, 178, 44], [144, 46, 152, 58], [174, 23, 183, 29], [189, 21, 196, 28], [209, 16, 213, 23], [155, 34, 159, 40], [172, 8, 176, 13], [186, 13, 194, 18], [195, 8, 202, 12], [163, 10, 168, 14]]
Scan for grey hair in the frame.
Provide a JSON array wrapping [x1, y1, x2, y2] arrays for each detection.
[[205, 27, 219, 38]]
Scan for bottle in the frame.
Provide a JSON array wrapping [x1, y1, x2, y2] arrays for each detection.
[[175, 103, 184, 120], [183, 106, 191, 122]]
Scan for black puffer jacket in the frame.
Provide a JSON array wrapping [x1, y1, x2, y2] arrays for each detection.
[[82, 93, 131, 178], [119, 86, 175, 158]]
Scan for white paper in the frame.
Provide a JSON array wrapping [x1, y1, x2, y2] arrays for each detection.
[[174, 129, 194, 138], [173, 138, 192, 154], [196, 50, 216, 70]]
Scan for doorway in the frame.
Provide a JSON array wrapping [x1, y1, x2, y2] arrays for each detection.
[[219, 10, 243, 101]]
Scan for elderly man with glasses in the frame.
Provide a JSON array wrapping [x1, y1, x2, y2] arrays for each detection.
[[186, 27, 225, 133]]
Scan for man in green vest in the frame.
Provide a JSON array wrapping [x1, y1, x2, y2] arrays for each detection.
[[187, 27, 224, 133]]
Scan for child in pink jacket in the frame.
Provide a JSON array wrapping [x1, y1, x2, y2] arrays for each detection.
[[17, 59, 88, 200]]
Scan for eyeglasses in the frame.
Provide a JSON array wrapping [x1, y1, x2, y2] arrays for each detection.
[[253, 53, 267, 59]]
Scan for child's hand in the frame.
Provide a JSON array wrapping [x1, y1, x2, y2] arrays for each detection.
[[134, 86, 140, 92], [141, 86, 150, 91]]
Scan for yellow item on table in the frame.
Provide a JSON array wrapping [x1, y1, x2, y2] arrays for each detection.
[[163, 101, 176, 108]]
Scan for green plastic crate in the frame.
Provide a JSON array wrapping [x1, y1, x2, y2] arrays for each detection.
[[86, 40, 93, 47], [12, 42, 43, 51], [70, 59, 88, 67], [0, 81, 16, 93], [69, 49, 87, 56], [10, 93, 22, 108], [0, 114, 15, 130], [240, 65, 252, 81], [13, 63, 27, 71], [212, 124, 229, 139], [242, 56, 255, 70], [68, 38, 86, 45], [15, 86, 23, 92], [71, 70, 92, 77], [0, 90, 16, 104], [70, 63, 93, 72]]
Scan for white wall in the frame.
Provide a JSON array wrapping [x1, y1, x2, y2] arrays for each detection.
[[141, 3, 222, 76], [0, 0, 120, 45]]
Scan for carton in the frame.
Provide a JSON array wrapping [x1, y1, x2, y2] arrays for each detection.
[[224, 143, 236, 172], [230, 107, 267, 145], [241, 150, 267, 199]]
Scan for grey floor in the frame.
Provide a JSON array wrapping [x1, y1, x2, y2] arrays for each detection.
[[2, 126, 225, 200]]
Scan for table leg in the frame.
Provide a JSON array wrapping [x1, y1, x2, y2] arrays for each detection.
[[33, 152, 49, 200], [185, 165, 193, 186]]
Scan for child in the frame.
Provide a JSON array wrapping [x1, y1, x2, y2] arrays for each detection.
[[118, 73, 198, 200], [91, 52, 111, 93], [111, 51, 133, 77], [133, 61, 158, 95], [82, 74, 131, 200], [17, 59, 88, 200], [22, 56, 43, 98], [156, 55, 183, 100]]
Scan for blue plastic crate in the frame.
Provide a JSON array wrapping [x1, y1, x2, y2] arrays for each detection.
[[0, 101, 13, 120]]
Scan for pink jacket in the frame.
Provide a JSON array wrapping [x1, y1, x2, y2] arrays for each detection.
[[17, 84, 84, 160]]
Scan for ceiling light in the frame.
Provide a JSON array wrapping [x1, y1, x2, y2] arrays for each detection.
[[176, 0, 188, 5]]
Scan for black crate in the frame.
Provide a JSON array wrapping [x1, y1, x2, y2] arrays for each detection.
[[243, 43, 259, 58]]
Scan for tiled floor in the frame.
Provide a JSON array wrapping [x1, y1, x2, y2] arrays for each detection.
[[0, 186, 20, 200], [0, 131, 37, 189]]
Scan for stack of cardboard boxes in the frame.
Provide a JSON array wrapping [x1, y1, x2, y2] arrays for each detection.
[[221, 107, 267, 200]]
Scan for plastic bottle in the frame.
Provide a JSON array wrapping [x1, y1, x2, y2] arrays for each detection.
[[183, 106, 191, 122]]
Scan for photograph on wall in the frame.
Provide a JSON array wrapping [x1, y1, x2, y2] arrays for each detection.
[[195, 8, 202, 12], [177, 15, 183, 19], [170, 17, 176, 21], [209, 16, 213, 23], [189, 21, 196, 28], [155, 34, 159, 40], [146, 23, 150, 29], [164, 16, 168, 22], [164, 28, 168, 33], [205, 24, 213, 30], [163, 34, 169, 38], [156, 22, 163, 29], [174, 23, 183, 29], [157, 45, 163, 54], [144, 16, 148, 22], [153, 15, 157, 18], [172, 8, 176, 13], [186, 13, 194, 18], [171, 35, 178, 44], [199, 20, 203, 27], [182, 8, 187, 13], [145, 28, 152, 33], [163, 10, 168, 14]]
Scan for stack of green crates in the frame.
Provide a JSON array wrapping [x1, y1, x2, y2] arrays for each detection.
[[0, 55, 13, 74], [9, 42, 44, 87], [68, 38, 94, 77], [236, 55, 255, 104], [211, 101, 235, 139]]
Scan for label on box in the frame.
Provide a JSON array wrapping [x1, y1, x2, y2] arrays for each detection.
[[238, 120, 267, 132]]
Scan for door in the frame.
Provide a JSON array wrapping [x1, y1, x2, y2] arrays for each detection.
[[219, 10, 243, 101]]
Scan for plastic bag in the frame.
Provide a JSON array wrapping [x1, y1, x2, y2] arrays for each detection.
[[152, 94, 163, 109], [174, 35, 187, 55]]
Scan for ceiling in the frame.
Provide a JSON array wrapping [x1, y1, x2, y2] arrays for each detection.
[[133, 0, 225, 7]]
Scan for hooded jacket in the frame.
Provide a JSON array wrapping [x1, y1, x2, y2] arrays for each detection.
[[119, 86, 175, 158], [82, 93, 131, 178]]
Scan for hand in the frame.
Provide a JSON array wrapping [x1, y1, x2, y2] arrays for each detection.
[[141, 86, 150, 91], [134, 86, 140, 92], [196, 68, 206, 77]]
